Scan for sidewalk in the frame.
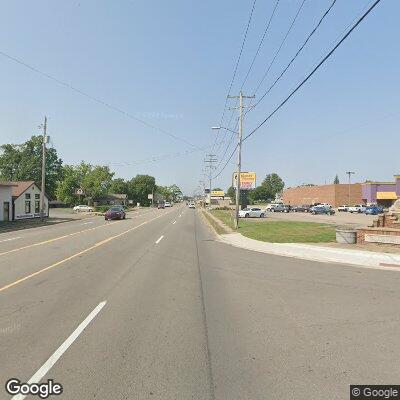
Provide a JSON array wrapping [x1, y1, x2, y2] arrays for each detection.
[[218, 232, 400, 271]]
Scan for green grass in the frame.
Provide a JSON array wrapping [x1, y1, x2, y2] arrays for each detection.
[[202, 211, 228, 235], [210, 210, 336, 243]]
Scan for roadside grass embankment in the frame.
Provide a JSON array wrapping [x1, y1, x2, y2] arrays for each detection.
[[210, 209, 336, 243]]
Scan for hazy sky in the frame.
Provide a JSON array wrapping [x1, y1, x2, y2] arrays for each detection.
[[1, 0, 398, 194]]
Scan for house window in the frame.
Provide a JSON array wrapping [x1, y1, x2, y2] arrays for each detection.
[[35, 201, 40, 214], [25, 193, 31, 200], [25, 201, 31, 214], [35, 194, 40, 200]]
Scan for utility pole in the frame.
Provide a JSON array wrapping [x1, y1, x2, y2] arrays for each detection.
[[204, 154, 217, 207], [346, 171, 355, 205], [228, 92, 255, 229], [40, 117, 48, 221]]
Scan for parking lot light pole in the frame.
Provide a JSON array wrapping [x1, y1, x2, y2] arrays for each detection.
[[346, 171, 355, 205]]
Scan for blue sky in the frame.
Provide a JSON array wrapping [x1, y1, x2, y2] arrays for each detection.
[[0, 0, 398, 194]]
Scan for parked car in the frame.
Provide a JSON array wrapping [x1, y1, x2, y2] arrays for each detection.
[[239, 207, 265, 218], [338, 205, 350, 212], [365, 205, 384, 215], [348, 204, 367, 213], [157, 202, 165, 209], [267, 204, 291, 213], [310, 205, 335, 215], [73, 205, 93, 212], [165, 202, 171, 207], [292, 205, 311, 212], [105, 205, 126, 220], [188, 203, 195, 209], [265, 203, 283, 211]]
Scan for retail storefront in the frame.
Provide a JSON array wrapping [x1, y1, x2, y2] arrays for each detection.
[[361, 175, 400, 207]]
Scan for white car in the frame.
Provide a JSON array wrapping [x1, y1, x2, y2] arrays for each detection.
[[239, 207, 265, 218], [164, 202, 171, 207], [338, 205, 349, 212], [73, 205, 93, 212], [188, 203, 195, 209], [348, 204, 366, 213]]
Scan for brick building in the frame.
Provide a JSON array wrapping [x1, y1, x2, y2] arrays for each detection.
[[283, 183, 362, 207]]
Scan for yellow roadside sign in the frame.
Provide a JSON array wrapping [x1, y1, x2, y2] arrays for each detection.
[[232, 172, 256, 190]]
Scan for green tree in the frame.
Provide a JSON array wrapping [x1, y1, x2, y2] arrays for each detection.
[[262, 173, 284, 199], [226, 186, 235, 203], [168, 184, 183, 202], [248, 185, 271, 203], [55, 165, 80, 205], [82, 165, 114, 199], [212, 187, 223, 191], [0, 135, 63, 199], [128, 175, 156, 206], [110, 178, 128, 194], [333, 174, 340, 184]]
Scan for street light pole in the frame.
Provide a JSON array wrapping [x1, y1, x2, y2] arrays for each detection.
[[40, 117, 47, 221], [346, 171, 355, 205], [227, 91, 255, 229]]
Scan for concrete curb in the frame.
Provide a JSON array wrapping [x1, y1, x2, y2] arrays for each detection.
[[218, 233, 400, 271]]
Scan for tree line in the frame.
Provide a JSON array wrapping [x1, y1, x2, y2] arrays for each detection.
[[0, 136, 182, 206]]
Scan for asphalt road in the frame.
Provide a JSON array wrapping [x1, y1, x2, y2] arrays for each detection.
[[1, 205, 399, 399]]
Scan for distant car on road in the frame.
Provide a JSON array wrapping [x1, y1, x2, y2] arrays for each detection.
[[310, 205, 335, 215], [267, 204, 291, 213], [73, 205, 93, 212], [105, 205, 126, 220], [292, 205, 311, 213], [365, 205, 384, 215], [165, 202, 171, 207], [348, 204, 367, 214], [188, 203, 195, 209], [157, 202, 165, 209], [239, 207, 265, 218], [338, 205, 350, 212]]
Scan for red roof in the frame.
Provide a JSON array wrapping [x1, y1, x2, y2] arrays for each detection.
[[10, 181, 36, 198]]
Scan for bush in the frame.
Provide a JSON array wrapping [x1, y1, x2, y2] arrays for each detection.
[[214, 206, 232, 211]]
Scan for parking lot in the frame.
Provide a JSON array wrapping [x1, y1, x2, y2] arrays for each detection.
[[247, 209, 376, 228]]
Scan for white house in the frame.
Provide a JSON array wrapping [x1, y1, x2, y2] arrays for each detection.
[[0, 182, 14, 221], [11, 181, 49, 220]]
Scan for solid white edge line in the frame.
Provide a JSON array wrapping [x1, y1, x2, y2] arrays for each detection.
[[11, 301, 107, 400], [155, 235, 164, 244]]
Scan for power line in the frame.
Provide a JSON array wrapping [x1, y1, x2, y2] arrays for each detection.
[[252, 0, 308, 95], [243, 0, 382, 143], [211, 0, 257, 153], [239, 0, 280, 91], [248, 0, 336, 113], [212, 0, 383, 180], [213, 0, 279, 158], [0, 50, 199, 149]]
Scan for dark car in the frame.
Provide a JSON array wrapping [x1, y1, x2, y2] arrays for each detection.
[[365, 205, 384, 215], [105, 205, 126, 220], [157, 202, 165, 209], [292, 205, 311, 213], [310, 205, 335, 215]]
